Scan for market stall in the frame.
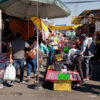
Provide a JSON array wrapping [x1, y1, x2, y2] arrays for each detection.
[[45, 52, 81, 91]]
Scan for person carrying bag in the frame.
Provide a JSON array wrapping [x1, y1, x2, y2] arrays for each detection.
[[26, 46, 37, 82], [3, 64, 16, 81]]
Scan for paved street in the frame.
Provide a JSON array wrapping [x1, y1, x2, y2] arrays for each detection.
[[0, 62, 100, 100]]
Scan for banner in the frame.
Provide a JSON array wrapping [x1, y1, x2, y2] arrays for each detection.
[[71, 16, 81, 25], [31, 17, 41, 30], [49, 25, 73, 30], [41, 20, 49, 39]]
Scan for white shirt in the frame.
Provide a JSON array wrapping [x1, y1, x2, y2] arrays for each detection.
[[68, 48, 80, 64]]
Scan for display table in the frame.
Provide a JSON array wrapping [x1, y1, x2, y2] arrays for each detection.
[[45, 69, 81, 91], [45, 69, 81, 82]]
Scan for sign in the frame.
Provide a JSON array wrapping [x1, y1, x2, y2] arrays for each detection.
[[71, 17, 81, 25], [58, 73, 69, 80]]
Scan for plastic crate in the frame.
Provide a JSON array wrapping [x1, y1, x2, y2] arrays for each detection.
[[54, 80, 71, 91]]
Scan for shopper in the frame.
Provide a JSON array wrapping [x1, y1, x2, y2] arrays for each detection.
[[80, 34, 95, 80], [9, 33, 29, 84], [26, 37, 37, 82]]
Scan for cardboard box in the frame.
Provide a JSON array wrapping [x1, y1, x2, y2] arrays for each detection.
[[54, 80, 71, 91]]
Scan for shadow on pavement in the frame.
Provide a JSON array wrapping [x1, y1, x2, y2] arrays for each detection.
[[42, 81, 53, 90], [91, 62, 100, 82], [73, 83, 100, 95]]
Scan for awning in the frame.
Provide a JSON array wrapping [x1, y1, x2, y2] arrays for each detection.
[[49, 25, 73, 30], [0, 0, 71, 19]]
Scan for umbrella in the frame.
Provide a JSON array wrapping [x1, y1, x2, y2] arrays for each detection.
[[0, 0, 70, 19], [0, 0, 71, 84]]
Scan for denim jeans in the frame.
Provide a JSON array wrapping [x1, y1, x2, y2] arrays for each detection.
[[13, 58, 24, 82], [26, 56, 37, 77], [84, 57, 91, 78]]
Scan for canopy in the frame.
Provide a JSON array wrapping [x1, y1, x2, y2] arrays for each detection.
[[0, 0, 71, 19]]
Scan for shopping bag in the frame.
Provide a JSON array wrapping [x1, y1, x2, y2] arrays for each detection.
[[3, 64, 16, 81]]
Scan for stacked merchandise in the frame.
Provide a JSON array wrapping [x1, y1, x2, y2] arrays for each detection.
[[45, 69, 81, 82], [46, 63, 81, 91], [55, 54, 64, 62]]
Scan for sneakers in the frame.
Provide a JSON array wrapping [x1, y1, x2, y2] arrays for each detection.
[[20, 81, 25, 84], [26, 78, 31, 82], [26, 76, 31, 82], [0, 84, 3, 88], [83, 77, 89, 80], [6, 81, 14, 86], [76, 81, 85, 86], [10, 82, 14, 86]]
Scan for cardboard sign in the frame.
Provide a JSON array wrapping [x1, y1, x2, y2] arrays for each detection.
[[58, 73, 69, 80]]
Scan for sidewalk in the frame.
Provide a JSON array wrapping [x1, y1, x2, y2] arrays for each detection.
[[0, 62, 100, 100]]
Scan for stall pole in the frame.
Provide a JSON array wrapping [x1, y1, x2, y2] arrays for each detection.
[[36, 0, 40, 84], [28, 18, 29, 38], [0, 10, 2, 53]]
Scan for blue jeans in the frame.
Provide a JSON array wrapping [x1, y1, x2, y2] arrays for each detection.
[[26, 56, 37, 77], [84, 57, 91, 78], [13, 58, 24, 82]]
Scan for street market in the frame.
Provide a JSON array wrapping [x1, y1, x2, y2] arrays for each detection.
[[0, 0, 100, 100]]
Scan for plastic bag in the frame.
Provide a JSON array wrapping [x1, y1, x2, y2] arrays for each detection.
[[3, 64, 16, 81]]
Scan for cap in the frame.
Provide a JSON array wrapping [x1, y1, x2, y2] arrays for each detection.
[[81, 34, 86, 38]]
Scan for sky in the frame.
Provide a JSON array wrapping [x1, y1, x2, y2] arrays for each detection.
[[49, 0, 100, 26]]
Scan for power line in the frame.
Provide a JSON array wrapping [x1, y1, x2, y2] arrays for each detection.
[[64, 0, 100, 4]]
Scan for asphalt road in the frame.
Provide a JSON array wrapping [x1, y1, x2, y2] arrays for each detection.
[[0, 61, 100, 100]]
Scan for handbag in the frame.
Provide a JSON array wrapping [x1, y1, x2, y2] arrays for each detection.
[[3, 64, 16, 81], [26, 49, 35, 59]]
